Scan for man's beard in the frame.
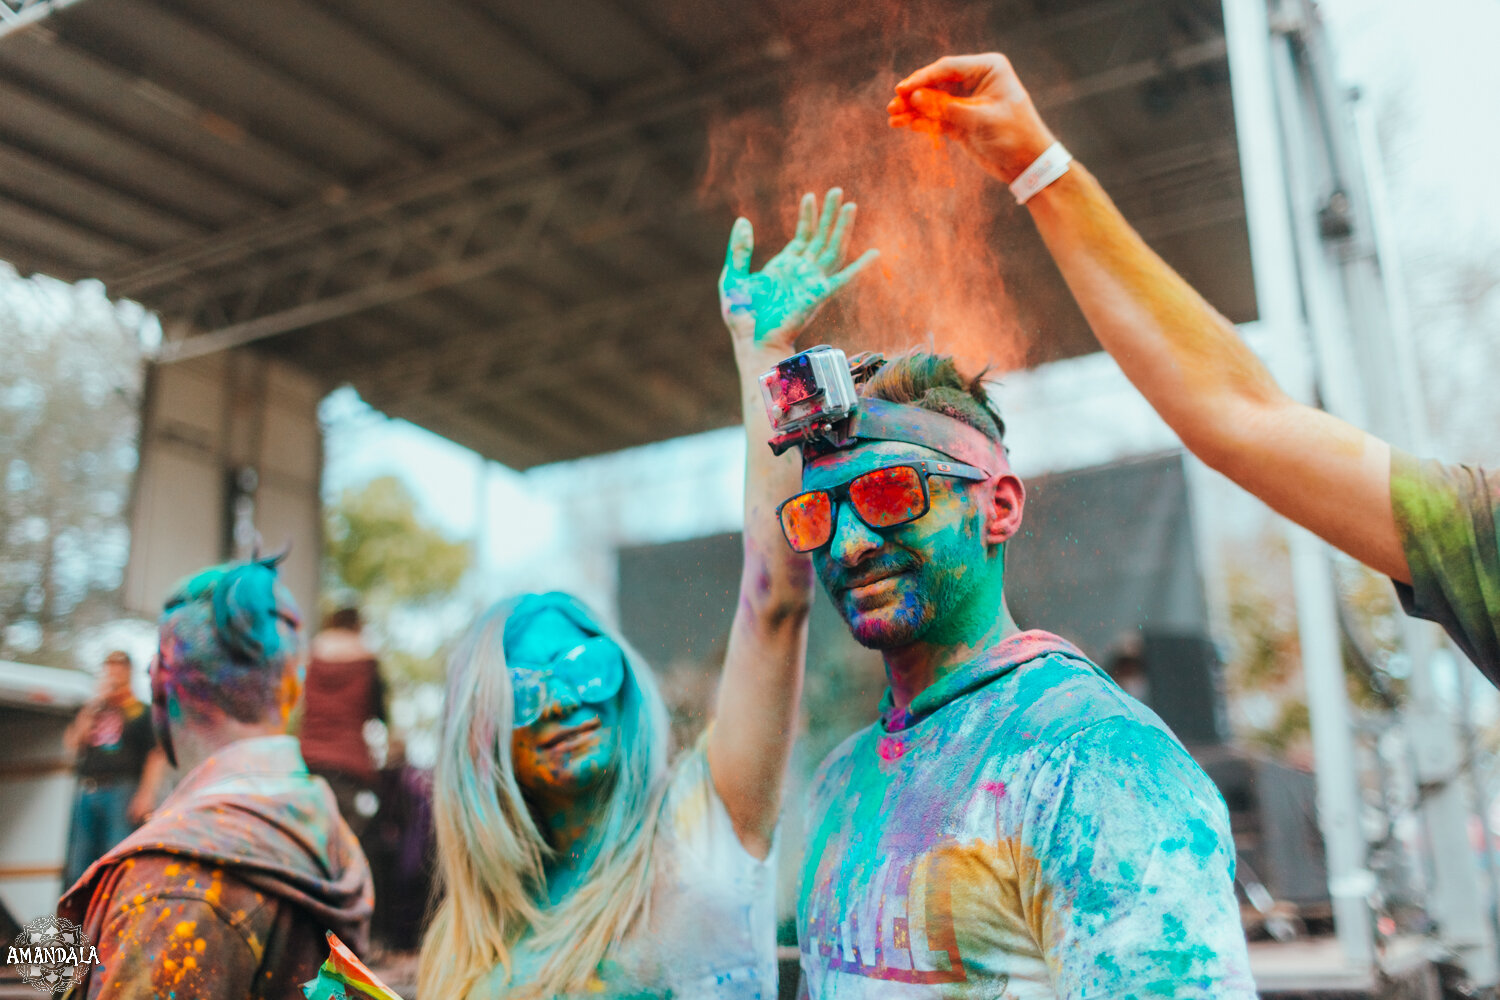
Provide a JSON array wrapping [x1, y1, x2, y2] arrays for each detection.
[[828, 552, 986, 650], [826, 557, 935, 649], [842, 588, 934, 649]]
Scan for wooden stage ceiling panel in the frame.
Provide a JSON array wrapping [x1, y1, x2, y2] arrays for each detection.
[[0, 0, 1252, 469]]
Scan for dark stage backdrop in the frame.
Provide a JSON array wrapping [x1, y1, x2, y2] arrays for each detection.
[[617, 451, 1227, 749], [1004, 451, 1209, 660]]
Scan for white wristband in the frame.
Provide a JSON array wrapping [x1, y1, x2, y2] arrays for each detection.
[[1009, 142, 1073, 205]]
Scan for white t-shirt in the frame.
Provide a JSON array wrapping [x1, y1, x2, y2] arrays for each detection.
[[799, 631, 1256, 999], [484, 744, 778, 999]]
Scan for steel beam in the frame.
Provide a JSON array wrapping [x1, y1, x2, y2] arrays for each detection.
[[128, 0, 1234, 364], [0, 188, 136, 269], [341, 139, 1238, 402], [154, 152, 696, 361], [354, 275, 709, 404], [0, 73, 269, 224], [0, 28, 338, 198], [133, 0, 423, 161], [0, 142, 204, 248], [107, 0, 1205, 294], [0, 0, 84, 39]]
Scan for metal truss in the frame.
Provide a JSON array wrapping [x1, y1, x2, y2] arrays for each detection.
[[149, 145, 676, 362], [0, 0, 82, 34], [370, 281, 734, 469], [116, 0, 1233, 364], [339, 134, 1244, 408], [355, 274, 713, 406]]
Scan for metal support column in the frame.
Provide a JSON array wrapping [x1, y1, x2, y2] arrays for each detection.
[[1224, 0, 1375, 971]]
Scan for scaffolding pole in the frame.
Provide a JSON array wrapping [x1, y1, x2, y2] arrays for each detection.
[[1224, 0, 1375, 971]]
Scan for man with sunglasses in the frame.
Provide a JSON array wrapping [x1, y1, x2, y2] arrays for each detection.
[[779, 353, 1254, 997]]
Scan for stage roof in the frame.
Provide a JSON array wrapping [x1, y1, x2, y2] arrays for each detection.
[[0, 0, 1253, 468]]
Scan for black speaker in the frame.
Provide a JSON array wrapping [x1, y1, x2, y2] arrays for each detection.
[[1135, 631, 1230, 748]]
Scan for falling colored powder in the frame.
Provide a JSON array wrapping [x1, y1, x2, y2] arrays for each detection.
[[699, 0, 1027, 377]]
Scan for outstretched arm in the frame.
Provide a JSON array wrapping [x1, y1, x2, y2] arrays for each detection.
[[889, 54, 1408, 583], [707, 189, 878, 858]]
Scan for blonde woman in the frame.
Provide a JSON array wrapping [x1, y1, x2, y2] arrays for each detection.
[[416, 190, 877, 999]]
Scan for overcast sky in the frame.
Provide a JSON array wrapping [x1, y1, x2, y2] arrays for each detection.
[[1320, 0, 1500, 238]]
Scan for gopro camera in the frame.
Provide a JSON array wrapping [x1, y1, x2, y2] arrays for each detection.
[[760, 346, 858, 445], [760, 346, 884, 454]]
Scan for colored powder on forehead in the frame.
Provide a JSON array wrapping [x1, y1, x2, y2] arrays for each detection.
[[159, 608, 280, 721], [505, 608, 589, 664], [503, 593, 604, 662]]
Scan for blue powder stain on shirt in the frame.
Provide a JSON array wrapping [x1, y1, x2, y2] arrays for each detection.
[[1188, 816, 1218, 859]]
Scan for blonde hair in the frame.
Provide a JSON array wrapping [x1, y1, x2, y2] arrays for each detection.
[[417, 594, 671, 999]]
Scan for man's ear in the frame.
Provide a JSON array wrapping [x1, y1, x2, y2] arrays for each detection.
[[984, 473, 1025, 545]]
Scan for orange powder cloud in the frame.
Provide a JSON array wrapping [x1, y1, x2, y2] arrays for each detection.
[[699, 0, 1027, 377]]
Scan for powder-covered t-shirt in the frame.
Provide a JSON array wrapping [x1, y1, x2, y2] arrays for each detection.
[[483, 743, 778, 999], [1390, 448, 1500, 679], [798, 630, 1255, 999]]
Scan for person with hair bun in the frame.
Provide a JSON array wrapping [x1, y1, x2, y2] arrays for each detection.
[[59, 557, 373, 999], [300, 602, 387, 838]]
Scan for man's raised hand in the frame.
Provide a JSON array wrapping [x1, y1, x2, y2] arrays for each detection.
[[888, 53, 1058, 184], [719, 187, 878, 353]]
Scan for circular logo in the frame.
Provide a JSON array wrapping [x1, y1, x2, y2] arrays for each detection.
[[7, 915, 96, 994]]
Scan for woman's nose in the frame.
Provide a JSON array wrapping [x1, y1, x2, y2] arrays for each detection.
[[537, 674, 583, 722]]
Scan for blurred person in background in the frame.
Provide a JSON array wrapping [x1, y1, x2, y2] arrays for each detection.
[[300, 603, 387, 837], [363, 736, 435, 956], [888, 51, 1500, 681], [61, 650, 166, 887], [59, 557, 372, 999], [407, 189, 873, 999]]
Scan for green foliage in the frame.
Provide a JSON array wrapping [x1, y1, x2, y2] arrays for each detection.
[[1254, 700, 1312, 757], [1224, 537, 1312, 758], [323, 475, 470, 612], [1336, 559, 1408, 711], [1224, 528, 1408, 761], [321, 475, 471, 759], [381, 645, 449, 689]]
